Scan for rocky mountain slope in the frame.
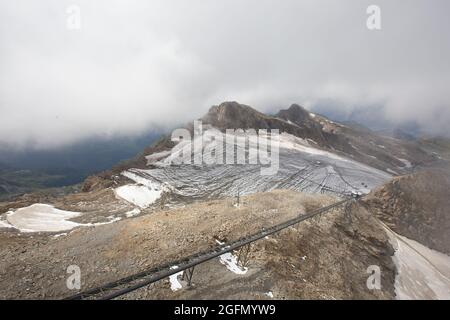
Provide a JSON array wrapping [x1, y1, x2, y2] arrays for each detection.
[[96, 102, 429, 175], [364, 166, 450, 255], [0, 101, 447, 300], [79, 101, 433, 197], [203, 102, 432, 172], [362, 166, 450, 299], [0, 191, 396, 299]]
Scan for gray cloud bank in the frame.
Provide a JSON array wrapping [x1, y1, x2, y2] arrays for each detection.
[[1, 0, 449, 149]]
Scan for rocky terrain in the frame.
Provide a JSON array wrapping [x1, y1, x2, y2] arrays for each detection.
[[361, 165, 450, 299], [364, 166, 450, 255], [0, 102, 406, 234], [0, 102, 448, 300], [0, 190, 395, 300], [203, 102, 433, 173]]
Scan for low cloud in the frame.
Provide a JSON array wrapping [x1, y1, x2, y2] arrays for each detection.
[[1, 0, 449, 149]]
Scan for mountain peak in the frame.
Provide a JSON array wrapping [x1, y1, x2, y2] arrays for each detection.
[[288, 103, 307, 112], [201, 101, 323, 138], [276, 104, 311, 124], [202, 101, 268, 129], [207, 101, 263, 117]]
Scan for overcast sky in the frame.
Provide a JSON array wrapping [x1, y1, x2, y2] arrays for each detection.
[[1, 0, 449, 149]]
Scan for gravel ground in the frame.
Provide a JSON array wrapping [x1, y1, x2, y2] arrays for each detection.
[[0, 190, 395, 299]]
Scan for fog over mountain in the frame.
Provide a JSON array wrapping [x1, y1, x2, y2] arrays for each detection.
[[1, 0, 449, 149]]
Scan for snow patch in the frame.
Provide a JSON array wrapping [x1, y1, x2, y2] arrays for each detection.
[[386, 168, 398, 175], [125, 208, 141, 218], [122, 171, 162, 189], [398, 158, 412, 168], [214, 240, 248, 274], [115, 184, 162, 209], [86, 216, 122, 227], [0, 219, 13, 229], [5, 204, 126, 234], [219, 252, 248, 275], [386, 228, 450, 300], [6, 204, 82, 233], [53, 233, 68, 239], [169, 266, 184, 291], [277, 133, 349, 162]]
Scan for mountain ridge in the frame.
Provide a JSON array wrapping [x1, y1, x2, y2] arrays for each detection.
[[82, 101, 433, 193], [1, 102, 449, 301]]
